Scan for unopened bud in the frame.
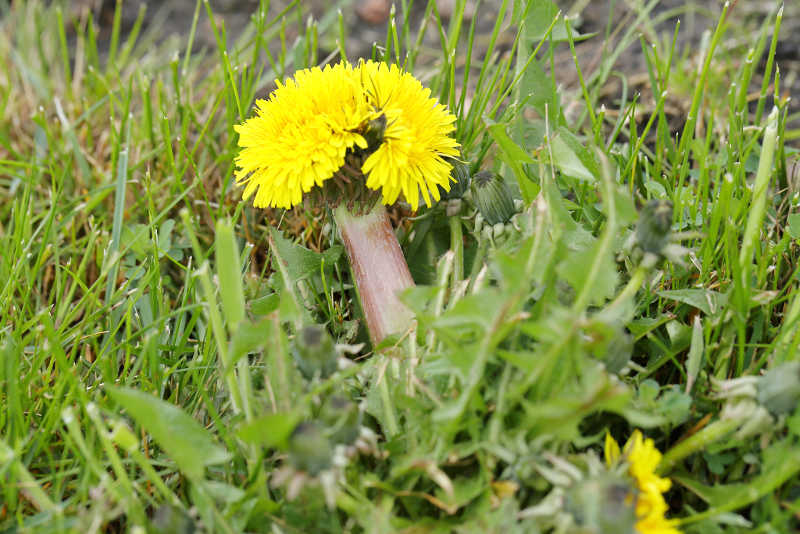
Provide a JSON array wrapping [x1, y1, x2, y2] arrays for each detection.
[[440, 158, 471, 200], [288, 421, 333, 475], [565, 474, 637, 534], [471, 171, 516, 225], [363, 114, 387, 153], [292, 325, 337, 380], [636, 200, 673, 254], [150, 505, 195, 534], [318, 395, 362, 445], [757, 361, 800, 416]]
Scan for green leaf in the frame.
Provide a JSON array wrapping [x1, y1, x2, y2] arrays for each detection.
[[442, 343, 479, 380], [250, 293, 280, 316], [559, 240, 619, 306], [238, 413, 299, 449], [521, 60, 561, 121], [523, 0, 585, 43], [541, 174, 574, 229], [433, 290, 505, 333], [657, 288, 728, 316], [550, 133, 594, 182], [627, 383, 690, 428], [676, 440, 800, 522], [496, 349, 537, 373], [788, 212, 800, 239], [107, 386, 231, 481], [628, 315, 673, 339], [202, 480, 246, 505], [613, 187, 638, 226], [487, 123, 535, 165], [434, 473, 487, 511], [685, 316, 704, 393], [269, 227, 342, 283], [121, 223, 151, 258], [488, 122, 534, 202], [540, 172, 595, 250], [215, 219, 246, 328], [229, 318, 271, 367]]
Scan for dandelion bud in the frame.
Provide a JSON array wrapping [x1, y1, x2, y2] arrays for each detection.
[[636, 200, 673, 254], [757, 361, 800, 416], [319, 395, 362, 445], [471, 171, 516, 225], [565, 474, 637, 534], [362, 114, 387, 153], [292, 325, 338, 380], [288, 422, 333, 475], [151, 505, 195, 534], [440, 157, 471, 200]]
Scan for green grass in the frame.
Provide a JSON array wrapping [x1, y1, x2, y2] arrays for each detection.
[[1, 0, 799, 532]]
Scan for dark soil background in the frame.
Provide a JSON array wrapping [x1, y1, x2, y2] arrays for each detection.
[[73, 0, 799, 146]]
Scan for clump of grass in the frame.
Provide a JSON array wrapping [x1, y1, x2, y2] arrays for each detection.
[[1, 0, 799, 532]]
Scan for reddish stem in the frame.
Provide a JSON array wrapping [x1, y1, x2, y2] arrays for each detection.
[[334, 203, 415, 346]]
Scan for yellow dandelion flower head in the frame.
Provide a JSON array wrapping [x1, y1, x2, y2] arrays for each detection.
[[605, 431, 682, 534], [234, 62, 370, 209], [358, 60, 460, 210]]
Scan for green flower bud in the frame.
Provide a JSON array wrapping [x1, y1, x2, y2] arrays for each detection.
[[471, 171, 516, 225], [636, 200, 673, 255], [288, 421, 333, 475], [757, 361, 800, 416], [292, 325, 338, 380], [440, 157, 471, 200], [150, 505, 195, 534], [363, 114, 387, 153], [319, 395, 362, 445], [565, 474, 637, 534]]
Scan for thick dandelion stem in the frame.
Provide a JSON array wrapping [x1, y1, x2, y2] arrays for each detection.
[[334, 202, 415, 346]]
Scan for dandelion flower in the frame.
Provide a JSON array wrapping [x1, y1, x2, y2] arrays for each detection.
[[233, 60, 460, 345], [358, 61, 460, 210], [234, 62, 370, 209], [605, 431, 681, 534]]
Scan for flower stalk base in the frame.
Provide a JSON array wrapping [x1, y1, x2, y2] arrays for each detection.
[[334, 203, 415, 346]]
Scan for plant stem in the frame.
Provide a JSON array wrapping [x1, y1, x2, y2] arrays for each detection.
[[657, 417, 740, 475], [378, 358, 400, 437], [334, 202, 415, 346], [449, 215, 464, 283], [606, 265, 647, 313], [738, 106, 779, 287]]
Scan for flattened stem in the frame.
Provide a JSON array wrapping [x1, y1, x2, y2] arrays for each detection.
[[334, 203, 415, 346]]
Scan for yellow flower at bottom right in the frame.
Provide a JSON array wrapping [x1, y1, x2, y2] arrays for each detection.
[[605, 431, 681, 534]]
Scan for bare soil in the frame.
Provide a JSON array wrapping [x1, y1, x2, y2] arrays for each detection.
[[75, 0, 800, 146]]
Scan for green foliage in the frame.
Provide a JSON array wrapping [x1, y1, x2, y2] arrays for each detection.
[[1, 0, 799, 532], [107, 386, 232, 482]]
